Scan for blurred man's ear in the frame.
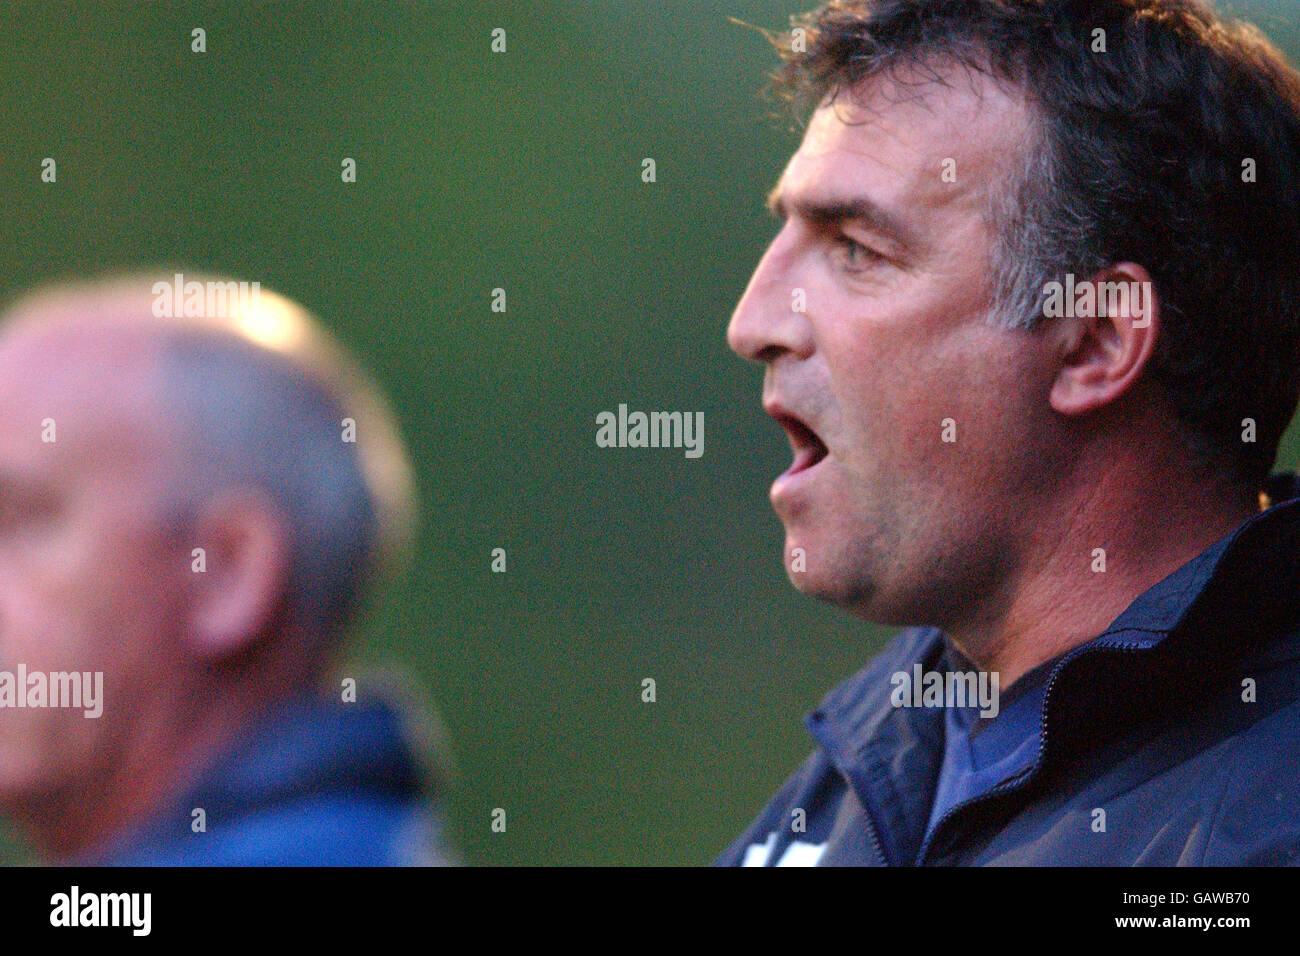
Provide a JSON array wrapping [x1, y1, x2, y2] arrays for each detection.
[[1048, 262, 1159, 417], [182, 490, 292, 659]]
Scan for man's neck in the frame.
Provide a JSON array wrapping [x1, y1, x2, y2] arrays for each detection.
[[946, 456, 1260, 689]]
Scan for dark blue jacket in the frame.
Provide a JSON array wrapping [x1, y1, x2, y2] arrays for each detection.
[[718, 472, 1300, 866], [84, 691, 453, 866]]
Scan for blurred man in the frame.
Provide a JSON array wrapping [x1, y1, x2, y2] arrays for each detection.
[[0, 272, 453, 865], [721, 0, 1300, 865]]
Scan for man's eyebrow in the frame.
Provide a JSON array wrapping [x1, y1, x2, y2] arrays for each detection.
[[765, 185, 916, 248]]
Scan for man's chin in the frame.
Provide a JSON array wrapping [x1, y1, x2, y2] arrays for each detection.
[[0, 742, 73, 800], [0, 768, 45, 809], [782, 545, 844, 600], [780, 537, 886, 616]]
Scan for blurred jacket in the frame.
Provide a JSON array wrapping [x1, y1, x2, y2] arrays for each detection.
[[81, 690, 453, 866]]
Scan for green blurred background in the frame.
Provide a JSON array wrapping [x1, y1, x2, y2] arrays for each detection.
[[0, 0, 1297, 866]]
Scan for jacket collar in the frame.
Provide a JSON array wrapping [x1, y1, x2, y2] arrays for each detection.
[[1095, 474, 1300, 648]]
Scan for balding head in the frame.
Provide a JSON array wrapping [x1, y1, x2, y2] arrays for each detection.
[[0, 272, 417, 856], [1, 273, 416, 635]]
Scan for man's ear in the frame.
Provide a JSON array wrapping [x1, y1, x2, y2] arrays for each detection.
[[1049, 262, 1159, 417], [183, 489, 292, 660]]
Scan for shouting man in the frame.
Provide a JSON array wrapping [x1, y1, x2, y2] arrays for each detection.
[[721, 0, 1300, 865]]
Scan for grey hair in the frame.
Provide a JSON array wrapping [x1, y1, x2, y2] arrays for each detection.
[[983, 97, 1139, 334], [983, 114, 1070, 330], [158, 321, 416, 639]]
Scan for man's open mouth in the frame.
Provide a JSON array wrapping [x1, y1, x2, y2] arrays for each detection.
[[770, 409, 829, 477]]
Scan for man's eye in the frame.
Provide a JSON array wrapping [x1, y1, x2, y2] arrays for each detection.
[[832, 235, 882, 270]]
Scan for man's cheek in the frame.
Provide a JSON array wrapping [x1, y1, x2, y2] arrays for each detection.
[[12, 532, 96, 610]]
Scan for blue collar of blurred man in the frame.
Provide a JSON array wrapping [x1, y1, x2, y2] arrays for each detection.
[[75, 687, 454, 867]]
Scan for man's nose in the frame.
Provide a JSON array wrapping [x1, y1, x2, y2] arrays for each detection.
[[726, 234, 813, 363]]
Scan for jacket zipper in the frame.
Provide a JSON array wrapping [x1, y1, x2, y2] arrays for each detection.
[[862, 807, 889, 865], [911, 637, 1149, 865]]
